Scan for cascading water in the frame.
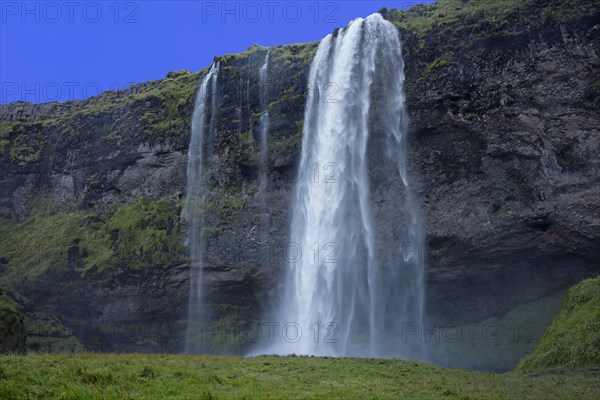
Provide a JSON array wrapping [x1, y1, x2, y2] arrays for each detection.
[[256, 13, 426, 360], [257, 52, 270, 238], [182, 62, 220, 354]]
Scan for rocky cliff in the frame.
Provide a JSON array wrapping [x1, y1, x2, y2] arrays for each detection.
[[0, 0, 598, 366]]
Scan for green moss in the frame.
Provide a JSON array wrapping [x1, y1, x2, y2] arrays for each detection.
[[202, 227, 218, 236], [0, 291, 21, 315], [0, 290, 26, 354], [491, 202, 510, 218], [218, 44, 267, 63], [538, 0, 595, 23], [270, 42, 318, 68], [519, 276, 600, 370], [0, 122, 12, 153], [423, 53, 456, 78], [204, 187, 247, 219], [28, 71, 202, 141], [133, 72, 201, 138], [268, 121, 303, 157], [390, 0, 525, 38], [85, 173, 103, 188], [102, 198, 186, 271], [218, 42, 316, 67], [0, 210, 92, 284], [0, 197, 186, 290], [2, 122, 43, 165], [229, 130, 259, 165], [24, 312, 85, 353]]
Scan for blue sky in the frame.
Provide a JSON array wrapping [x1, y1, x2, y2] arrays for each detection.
[[1, 1, 434, 103]]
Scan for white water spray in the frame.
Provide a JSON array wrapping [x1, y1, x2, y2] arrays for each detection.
[[256, 14, 426, 360]]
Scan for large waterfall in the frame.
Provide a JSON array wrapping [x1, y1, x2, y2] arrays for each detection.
[[182, 62, 220, 354], [258, 13, 426, 360]]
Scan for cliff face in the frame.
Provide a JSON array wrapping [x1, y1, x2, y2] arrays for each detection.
[[0, 0, 598, 360], [397, 0, 600, 323]]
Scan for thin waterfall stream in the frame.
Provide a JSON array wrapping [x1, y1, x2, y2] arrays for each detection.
[[182, 62, 220, 354], [258, 52, 270, 244]]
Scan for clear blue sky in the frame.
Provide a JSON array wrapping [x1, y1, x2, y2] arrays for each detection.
[[1, 1, 435, 103]]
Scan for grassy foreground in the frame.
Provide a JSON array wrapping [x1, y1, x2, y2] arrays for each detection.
[[1, 354, 598, 399]]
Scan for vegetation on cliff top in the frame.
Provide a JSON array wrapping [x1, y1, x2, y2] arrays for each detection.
[[390, 0, 597, 38], [519, 276, 600, 370], [66, 69, 201, 136], [390, 0, 524, 39], [1, 353, 599, 399], [390, 0, 599, 95], [0, 70, 202, 172]]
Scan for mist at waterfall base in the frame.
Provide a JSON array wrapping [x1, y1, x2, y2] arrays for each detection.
[[250, 14, 427, 361]]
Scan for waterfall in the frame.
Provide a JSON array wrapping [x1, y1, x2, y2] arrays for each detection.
[[257, 52, 270, 242], [257, 13, 426, 360], [182, 62, 220, 354]]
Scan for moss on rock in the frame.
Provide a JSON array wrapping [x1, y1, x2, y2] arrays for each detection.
[[0, 197, 186, 289], [0, 289, 26, 354]]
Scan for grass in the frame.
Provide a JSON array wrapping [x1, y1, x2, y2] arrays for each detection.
[[0, 353, 598, 399], [519, 276, 600, 370]]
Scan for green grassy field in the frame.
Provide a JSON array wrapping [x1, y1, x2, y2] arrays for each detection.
[[1, 353, 598, 399]]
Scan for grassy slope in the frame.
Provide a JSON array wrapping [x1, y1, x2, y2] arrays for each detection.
[[519, 276, 600, 370], [0, 354, 598, 400]]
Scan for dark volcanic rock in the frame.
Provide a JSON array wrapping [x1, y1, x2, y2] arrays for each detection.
[[399, 0, 600, 323]]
